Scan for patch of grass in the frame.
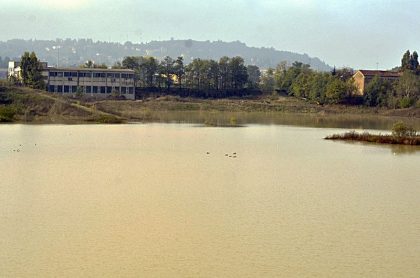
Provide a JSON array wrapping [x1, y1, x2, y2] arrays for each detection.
[[92, 114, 125, 124], [325, 130, 420, 145]]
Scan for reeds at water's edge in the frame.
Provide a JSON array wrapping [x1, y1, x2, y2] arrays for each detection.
[[325, 131, 420, 145]]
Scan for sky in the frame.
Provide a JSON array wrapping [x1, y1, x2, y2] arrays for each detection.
[[0, 0, 419, 69]]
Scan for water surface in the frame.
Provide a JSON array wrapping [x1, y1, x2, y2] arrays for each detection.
[[0, 123, 419, 277]]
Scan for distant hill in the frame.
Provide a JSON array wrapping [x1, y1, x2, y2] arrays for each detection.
[[0, 39, 331, 71]]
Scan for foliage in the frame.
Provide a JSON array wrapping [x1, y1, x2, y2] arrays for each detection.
[[260, 68, 275, 93], [20, 52, 45, 89], [83, 60, 108, 69], [75, 86, 84, 98], [395, 71, 419, 105], [392, 121, 417, 137], [364, 75, 393, 107], [246, 65, 261, 89], [325, 130, 419, 145], [0, 105, 16, 122], [325, 78, 350, 103]]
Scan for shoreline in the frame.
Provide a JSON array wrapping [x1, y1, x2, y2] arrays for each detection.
[[1, 87, 419, 128], [325, 131, 420, 145]]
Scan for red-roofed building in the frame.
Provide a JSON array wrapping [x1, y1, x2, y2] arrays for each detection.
[[353, 70, 401, 95]]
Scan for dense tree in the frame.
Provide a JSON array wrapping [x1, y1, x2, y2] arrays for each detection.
[[20, 52, 45, 89], [411, 51, 419, 72], [307, 73, 331, 103], [395, 71, 420, 107], [229, 56, 248, 89], [260, 68, 275, 92], [160, 56, 175, 89], [246, 65, 261, 89], [218, 56, 230, 90], [173, 56, 185, 89], [325, 78, 349, 104], [364, 75, 393, 107]]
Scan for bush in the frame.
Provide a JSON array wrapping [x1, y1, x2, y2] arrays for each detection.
[[399, 97, 414, 108], [392, 121, 417, 137], [0, 106, 17, 122]]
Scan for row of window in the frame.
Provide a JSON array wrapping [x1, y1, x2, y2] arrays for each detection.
[[48, 85, 134, 94], [49, 72, 134, 79]]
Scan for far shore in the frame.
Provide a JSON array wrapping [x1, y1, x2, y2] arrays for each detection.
[[1, 86, 420, 128]]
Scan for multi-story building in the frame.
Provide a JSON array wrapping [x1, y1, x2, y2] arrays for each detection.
[[8, 61, 136, 100], [352, 70, 401, 95], [46, 67, 135, 100]]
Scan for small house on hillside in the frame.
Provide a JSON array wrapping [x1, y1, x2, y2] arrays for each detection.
[[353, 70, 401, 95]]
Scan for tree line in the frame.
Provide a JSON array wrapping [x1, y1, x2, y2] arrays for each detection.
[[257, 50, 420, 107], [10, 50, 420, 108], [114, 55, 261, 97]]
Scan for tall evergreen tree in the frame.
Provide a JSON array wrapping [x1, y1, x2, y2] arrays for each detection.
[[20, 52, 45, 89], [401, 50, 411, 70]]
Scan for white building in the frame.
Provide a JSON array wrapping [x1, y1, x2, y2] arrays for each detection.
[[8, 61, 136, 100]]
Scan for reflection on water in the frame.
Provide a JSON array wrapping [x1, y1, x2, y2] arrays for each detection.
[[0, 124, 419, 277], [327, 138, 420, 155], [140, 111, 420, 130]]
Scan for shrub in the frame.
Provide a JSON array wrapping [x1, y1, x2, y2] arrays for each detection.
[[392, 121, 417, 137], [0, 106, 17, 122], [399, 97, 414, 108]]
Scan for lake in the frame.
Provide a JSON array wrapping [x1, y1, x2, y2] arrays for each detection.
[[1, 121, 419, 277]]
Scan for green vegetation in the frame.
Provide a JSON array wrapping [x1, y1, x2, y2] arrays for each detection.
[[0, 106, 17, 122], [0, 83, 123, 124], [19, 52, 45, 89], [392, 121, 417, 137], [120, 55, 257, 97], [325, 122, 419, 145]]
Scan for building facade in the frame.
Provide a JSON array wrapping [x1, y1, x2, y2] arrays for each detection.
[[46, 67, 135, 100], [8, 61, 136, 100], [353, 70, 401, 95]]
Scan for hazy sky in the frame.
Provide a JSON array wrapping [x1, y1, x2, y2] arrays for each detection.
[[1, 0, 419, 69]]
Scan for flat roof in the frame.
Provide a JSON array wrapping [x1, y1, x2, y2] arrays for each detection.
[[357, 70, 401, 78], [46, 67, 135, 73]]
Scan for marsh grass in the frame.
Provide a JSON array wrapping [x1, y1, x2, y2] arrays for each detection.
[[325, 131, 420, 145]]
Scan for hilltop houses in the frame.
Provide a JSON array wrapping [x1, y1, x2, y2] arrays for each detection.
[[352, 70, 401, 95], [8, 62, 136, 100]]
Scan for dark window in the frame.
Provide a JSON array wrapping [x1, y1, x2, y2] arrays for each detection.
[[57, 72, 63, 77], [107, 87, 112, 93], [49, 72, 57, 77], [107, 73, 113, 78], [93, 86, 98, 93], [121, 87, 126, 94], [100, 86, 106, 94], [121, 74, 127, 79], [114, 73, 120, 78], [128, 87, 134, 94], [86, 86, 92, 93], [64, 72, 72, 77], [71, 72, 77, 77], [64, 86, 70, 93], [57, 86, 63, 92], [79, 72, 92, 78], [48, 85, 54, 92], [72, 86, 77, 93]]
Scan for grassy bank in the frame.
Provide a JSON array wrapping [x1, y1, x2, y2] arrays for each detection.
[[0, 84, 124, 124], [325, 131, 420, 145], [1, 84, 420, 125]]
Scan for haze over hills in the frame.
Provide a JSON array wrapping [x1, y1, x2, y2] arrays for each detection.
[[0, 39, 331, 71]]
